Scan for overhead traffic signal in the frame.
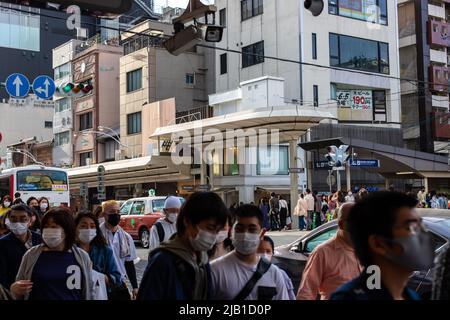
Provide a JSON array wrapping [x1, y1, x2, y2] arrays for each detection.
[[56, 80, 93, 97], [326, 145, 350, 168]]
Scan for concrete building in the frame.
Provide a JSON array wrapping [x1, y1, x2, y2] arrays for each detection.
[[119, 19, 216, 158], [212, 0, 402, 193], [398, 0, 450, 154]]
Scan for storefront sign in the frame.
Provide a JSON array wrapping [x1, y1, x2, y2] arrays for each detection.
[[337, 90, 372, 110]]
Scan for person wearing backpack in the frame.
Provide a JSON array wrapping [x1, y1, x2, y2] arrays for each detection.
[[210, 204, 290, 300], [148, 196, 182, 255]]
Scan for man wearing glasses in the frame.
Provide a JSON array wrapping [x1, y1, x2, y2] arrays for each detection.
[[0, 204, 42, 291], [331, 192, 435, 300]]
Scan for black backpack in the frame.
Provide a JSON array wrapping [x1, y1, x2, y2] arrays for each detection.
[[154, 221, 165, 243]]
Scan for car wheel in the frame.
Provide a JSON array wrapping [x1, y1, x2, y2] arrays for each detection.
[[139, 228, 150, 248]]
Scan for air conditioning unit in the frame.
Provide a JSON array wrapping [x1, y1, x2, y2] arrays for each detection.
[[77, 27, 88, 39]]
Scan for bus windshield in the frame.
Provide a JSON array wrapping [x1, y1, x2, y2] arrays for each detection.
[[16, 170, 68, 192]]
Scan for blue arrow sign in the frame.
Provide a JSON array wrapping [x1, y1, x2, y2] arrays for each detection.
[[32, 75, 56, 100], [349, 159, 380, 168], [5, 73, 30, 98]]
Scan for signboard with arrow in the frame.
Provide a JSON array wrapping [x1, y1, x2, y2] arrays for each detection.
[[5, 73, 30, 98], [32, 75, 56, 100]]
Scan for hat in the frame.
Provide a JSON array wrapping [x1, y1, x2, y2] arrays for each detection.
[[164, 196, 182, 209]]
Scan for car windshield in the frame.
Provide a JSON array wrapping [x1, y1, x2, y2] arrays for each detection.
[[304, 227, 338, 254]]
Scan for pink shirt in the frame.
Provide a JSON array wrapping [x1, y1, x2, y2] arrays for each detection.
[[297, 233, 363, 300]]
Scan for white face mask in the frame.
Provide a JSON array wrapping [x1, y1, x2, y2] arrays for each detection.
[[42, 228, 65, 248], [260, 253, 272, 262], [3, 201, 11, 208], [189, 228, 217, 252], [215, 230, 228, 243], [232, 230, 261, 255], [40, 203, 48, 211], [78, 229, 97, 244], [7, 222, 29, 236], [167, 213, 178, 224], [98, 217, 106, 225]]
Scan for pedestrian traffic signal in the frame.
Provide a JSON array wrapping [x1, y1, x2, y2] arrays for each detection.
[[326, 145, 350, 167], [304, 0, 324, 16], [56, 80, 93, 97]]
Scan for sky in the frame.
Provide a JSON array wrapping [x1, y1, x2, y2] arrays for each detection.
[[153, 0, 214, 11]]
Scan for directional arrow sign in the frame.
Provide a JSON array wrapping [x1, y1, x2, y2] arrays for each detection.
[[32, 75, 56, 100], [5, 73, 30, 98]]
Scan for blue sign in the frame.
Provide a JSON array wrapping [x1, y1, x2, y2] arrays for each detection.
[[5, 73, 30, 98], [32, 75, 56, 100], [349, 159, 380, 168]]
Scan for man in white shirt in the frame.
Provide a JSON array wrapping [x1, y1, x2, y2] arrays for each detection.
[[100, 200, 139, 299], [304, 189, 315, 230], [210, 204, 290, 300], [148, 196, 182, 253]]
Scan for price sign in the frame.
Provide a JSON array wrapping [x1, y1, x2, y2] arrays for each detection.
[[336, 90, 372, 110], [337, 90, 351, 107]]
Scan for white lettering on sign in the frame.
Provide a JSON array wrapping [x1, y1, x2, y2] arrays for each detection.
[[66, 265, 81, 290]]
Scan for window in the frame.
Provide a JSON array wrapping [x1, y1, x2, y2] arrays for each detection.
[[185, 73, 195, 85], [104, 140, 118, 161], [79, 112, 93, 131], [54, 63, 71, 80], [224, 148, 239, 176], [220, 53, 227, 74], [120, 201, 133, 215], [54, 131, 70, 146], [241, 0, 263, 21], [16, 170, 68, 192], [219, 8, 226, 27], [373, 90, 387, 122], [55, 98, 71, 113], [127, 112, 142, 135], [328, 0, 388, 25], [0, 5, 40, 51], [313, 85, 319, 107], [130, 201, 145, 215], [304, 226, 338, 254], [44, 121, 53, 128], [242, 41, 264, 68], [312, 33, 317, 60], [152, 199, 165, 213], [126, 68, 142, 93], [79, 152, 92, 166], [0, 177, 11, 198], [329, 33, 390, 74], [257, 145, 289, 175]]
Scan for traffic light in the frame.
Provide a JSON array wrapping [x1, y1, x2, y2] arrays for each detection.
[[304, 0, 324, 16], [326, 145, 350, 168], [1, 1, 133, 18], [56, 80, 93, 97]]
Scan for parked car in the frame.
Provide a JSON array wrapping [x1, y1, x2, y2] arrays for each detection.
[[273, 208, 450, 299], [119, 196, 184, 248]]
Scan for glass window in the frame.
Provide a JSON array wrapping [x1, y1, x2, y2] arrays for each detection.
[[79, 152, 92, 166], [242, 41, 264, 68], [126, 68, 142, 93], [220, 53, 227, 74], [429, 231, 447, 250], [54, 131, 70, 146], [104, 140, 117, 161], [120, 201, 133, 215], [224, 148, 239, 176], [44, 121, 53, 128], [0, 6, 40, 51], [79, 112, 93, 131], [328, 0, 388, 25], [127, 112, 142, 135], [16, 170, 68, 192], [219, 8, 226, 27], [0, 177, 11, 198], [152, 199, 165, 213], [55, 98, 71, 113], [329, 33, 390, 74], [313, 85, 319, 107], [304, 227, 338, 254], [54, 63, 71, 80], [241, 0, 263, 21], [257, 145, 289, 175], [185, 73, 195, 85], [130, 201, 145, 215], [312, 33, 317, 60]]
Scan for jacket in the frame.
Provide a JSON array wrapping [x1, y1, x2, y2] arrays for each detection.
[[0, 231, 41, 288], [293, 198, 308, 217], [15, 244, 94, 300], [432, 243, 450, 300], [88, 244, 122, 288], [138, 235, 212, 300]]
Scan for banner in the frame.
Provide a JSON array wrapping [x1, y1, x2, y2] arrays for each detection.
[[337, 89, 372, 110]]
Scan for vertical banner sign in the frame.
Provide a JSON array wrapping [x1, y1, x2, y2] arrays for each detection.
[[97, 165, 106, 200]]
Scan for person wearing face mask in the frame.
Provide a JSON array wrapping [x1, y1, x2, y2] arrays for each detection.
[[148, 196, 182, 253], [26, 197, 39, 213], [208, 213, 235, 261], [99, 200, 139, 300], [297, 202, 362, 300], [257, 235, 295, 300], [0, 215, 9, 237], [137, 192, 228, 300], [37, 197, 50, 219], [75, 212, 122, 298], [210, 204, 290, 300], [345, 190, 355, 203], [331, 192, 434, 300], [0, 204, 42, 291], [11, 207, 94, 300], [0, 195, 12, 217]]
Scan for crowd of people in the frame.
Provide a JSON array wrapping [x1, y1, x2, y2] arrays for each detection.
[[0, 189, 449, 301]]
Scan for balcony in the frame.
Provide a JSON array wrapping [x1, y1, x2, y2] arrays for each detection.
[[430, 48, 448, 63], [432, 94, 450, 109], [428, 20, 450, 47], [432, 111, 450, 139], [429, 65, 450, 91], [429, 3, 446, 19]]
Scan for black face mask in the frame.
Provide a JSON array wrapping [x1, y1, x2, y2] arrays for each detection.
[[107, 214, 121, 227], [33, 205, 40, 212]]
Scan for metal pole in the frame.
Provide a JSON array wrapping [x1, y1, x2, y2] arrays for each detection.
[[336, 170, 341, 191], [289, 140, 299, 229], [346, 164, 351, 191]]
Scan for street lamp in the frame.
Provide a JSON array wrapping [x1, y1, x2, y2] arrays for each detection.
[[6, 148, 44, 166], [76, 130, 135, 159]]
